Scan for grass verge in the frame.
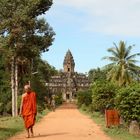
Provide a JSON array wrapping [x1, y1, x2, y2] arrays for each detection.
[[0, 109, 50, 140], [80, 107, 140, 140]]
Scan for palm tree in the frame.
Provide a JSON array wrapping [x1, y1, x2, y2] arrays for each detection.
[[103, 41, 140, 86]]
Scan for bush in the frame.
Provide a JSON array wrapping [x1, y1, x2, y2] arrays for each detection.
[[5, 101, 12, 114], [81, 104, 88, 111], [115, 83, 140, 124], [92, 80, 118, 113], [55, 93, 63, 106], [37, 105, 44, 113], [0, 87, 11, 115], [77, 90, 92, 107]]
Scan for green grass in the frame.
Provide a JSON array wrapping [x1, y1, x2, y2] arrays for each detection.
[[0, 116, 23, 140], [80, 107, 140, 140], [0, 109, 50, 140]]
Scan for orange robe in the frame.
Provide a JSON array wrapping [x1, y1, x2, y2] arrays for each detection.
[[21, 92, 37, 129]]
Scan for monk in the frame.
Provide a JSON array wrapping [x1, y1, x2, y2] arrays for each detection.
[[19, 85, 37, 138]]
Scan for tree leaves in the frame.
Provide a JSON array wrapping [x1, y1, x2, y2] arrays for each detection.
[[0, 0, 55, 115], [116, 83, 140, 123], [103, 41, 140, 86]]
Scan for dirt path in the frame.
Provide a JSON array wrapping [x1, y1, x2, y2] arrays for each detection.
[[9, 103, 112, 140]]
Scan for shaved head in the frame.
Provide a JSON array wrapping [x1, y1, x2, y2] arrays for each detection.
[[24, 85, 31, 92]]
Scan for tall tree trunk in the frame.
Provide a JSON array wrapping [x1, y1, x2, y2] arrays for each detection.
[[15, 58, 18, 116], [11, 56, 18, 117], [11, 56, 15, 117]]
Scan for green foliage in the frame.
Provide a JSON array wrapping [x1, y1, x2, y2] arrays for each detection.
[[0, 0, 55, 116], [115, 83, 140, 124], [88, 67, 107, 82], [77, 90, 92, 107], [32, 58, 58, 82], [31, 76, 48, 111], [0, 117, 24, 140], [55, 93, 63, 106], [0, 55, 11, 114], [0, 52, 57, 115], [103, 41, 140, 86], [92, 80, 118, 112], [29, 57, 58, 112], [0, 0, 55, 58]]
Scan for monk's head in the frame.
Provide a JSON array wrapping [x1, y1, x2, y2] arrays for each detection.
[[24, 85, 31, 93]]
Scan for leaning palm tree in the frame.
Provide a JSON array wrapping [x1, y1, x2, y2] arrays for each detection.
[[103, 41, 140, 86]]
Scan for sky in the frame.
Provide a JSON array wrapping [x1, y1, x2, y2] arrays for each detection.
[[41, 0, 140, 73]]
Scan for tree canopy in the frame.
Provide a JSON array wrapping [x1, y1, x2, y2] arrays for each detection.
[[0, 0, 56, 116], [103, 41, 140, 86]]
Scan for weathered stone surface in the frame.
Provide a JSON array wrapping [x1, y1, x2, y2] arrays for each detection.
[[129, 120, 140, 135], [47, 50, 90, 101]]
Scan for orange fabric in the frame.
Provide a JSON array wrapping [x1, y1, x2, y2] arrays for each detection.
[[105, 109, 120, 127], [22, 92, 37, 128], [23, 114, 35, 128]]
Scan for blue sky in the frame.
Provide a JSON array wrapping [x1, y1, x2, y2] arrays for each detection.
[[41, 0, 140, 73]]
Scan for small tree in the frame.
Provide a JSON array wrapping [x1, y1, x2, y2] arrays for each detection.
[[92, 80, 118, 113], [115, 83, 140, 124], [77, 90, 92, 107]]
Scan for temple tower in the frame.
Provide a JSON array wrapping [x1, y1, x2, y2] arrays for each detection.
[[63, 50, 75, 73], [47, 49, 90, 102]]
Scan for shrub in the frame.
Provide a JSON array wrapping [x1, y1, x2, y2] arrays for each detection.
[[77, 89, 92, 107], [81, 104, 88, 111], [37, 105, 44, 113], [0, 87, 11, 115], [92, 80, 118, 113], [115, 83, 140, 124], [55, 93, 63, 106], [5, 101, 12, 114]]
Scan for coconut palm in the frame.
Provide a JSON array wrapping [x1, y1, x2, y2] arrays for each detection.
[[103, 41, 140, 86]]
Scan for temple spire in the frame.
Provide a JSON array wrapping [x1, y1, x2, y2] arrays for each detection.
[[63, 50, 75, 73]]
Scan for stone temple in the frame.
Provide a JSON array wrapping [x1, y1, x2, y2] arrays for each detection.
[[47, 50, 90, 101]]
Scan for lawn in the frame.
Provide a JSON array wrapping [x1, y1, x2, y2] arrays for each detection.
[[0, 116, 24, 140]]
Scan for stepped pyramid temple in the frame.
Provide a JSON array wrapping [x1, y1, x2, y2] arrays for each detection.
[[47, 50, 90, 101]]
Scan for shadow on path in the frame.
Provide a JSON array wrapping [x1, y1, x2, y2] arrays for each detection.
[[32, 132, 69, 138]]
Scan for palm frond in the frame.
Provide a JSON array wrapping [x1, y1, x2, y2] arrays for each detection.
[[128, 63, 140, 71], [126, 53, 140, 60], [113, 42, 119, 54], [107, 47, 119, 58], [124, 71, 132, 85], [103, 62, 116, 68], [102, 56, 118, 62], [127, 59, 139, 64], [124, 45, 132, 58], [119, 41, 126, 59], [103, 40, 140, 86]]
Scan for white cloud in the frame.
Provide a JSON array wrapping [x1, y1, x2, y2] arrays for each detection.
[[51, 0, 140, 37]]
